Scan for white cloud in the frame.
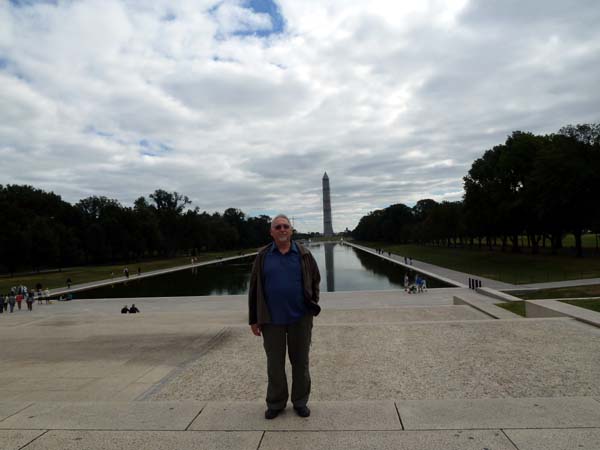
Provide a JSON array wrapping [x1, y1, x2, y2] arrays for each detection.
[[213, 0, 272, 35], [1, 0, 599, 232]]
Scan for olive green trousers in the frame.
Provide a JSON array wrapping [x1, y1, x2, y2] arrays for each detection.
[[261, 314, 313, 410]]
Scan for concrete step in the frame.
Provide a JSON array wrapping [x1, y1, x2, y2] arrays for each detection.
[[2, 398, 600, 432]]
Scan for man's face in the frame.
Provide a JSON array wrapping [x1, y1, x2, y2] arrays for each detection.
[[270, 217, 292, 244]]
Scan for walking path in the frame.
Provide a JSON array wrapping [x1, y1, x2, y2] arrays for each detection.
[[510, 277, 600, 290], [347, 241, 600, 291], [346, 242, 513, 289]]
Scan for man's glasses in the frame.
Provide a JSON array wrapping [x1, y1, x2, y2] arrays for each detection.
[[274, 224, 290, 230]]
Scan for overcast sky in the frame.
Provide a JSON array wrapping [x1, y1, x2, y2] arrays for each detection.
[[1, 0, 599, 232]]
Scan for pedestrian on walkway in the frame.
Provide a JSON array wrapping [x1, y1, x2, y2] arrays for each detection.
[[249, 214, 321, 420], [404, 274, 409, 292], [26, 291, 34, 311], [8, 293, 16, 312], [66, 277, 72, 289], [0, 293, 5, 313], [15, 292, 23, 310]]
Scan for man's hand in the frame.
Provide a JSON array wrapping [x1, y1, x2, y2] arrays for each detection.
[[250, 324, 262, 336]]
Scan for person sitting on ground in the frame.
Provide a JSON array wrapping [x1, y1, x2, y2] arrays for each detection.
[[129, 304, 140, 314], [121, 305, 129, 314], [416, 275, 423, 293]]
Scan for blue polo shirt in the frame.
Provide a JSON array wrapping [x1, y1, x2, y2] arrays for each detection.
[[263, 241, 306, 325]]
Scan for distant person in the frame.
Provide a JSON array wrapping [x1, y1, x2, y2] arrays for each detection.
[[248, 214, 321, 420], [15, 292, 23, 310], [137, 267, 141, 276], [26, 291, 34, 311], [8, 293, 16, 312], [121, 305, 129, 314], [66, 277, 72, 289], [0, 294, 5, 313], [44, 288, 50, 304], [124, 267, 129, 279], [404, 256, 408, 264], [409, 257, 413, 265], [404, 274, 409, 292], [421, 278, 427, 292], [129, 304, 140, 314]]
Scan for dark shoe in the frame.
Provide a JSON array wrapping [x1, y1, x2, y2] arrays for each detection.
[[265, 408, 282, 420], [294, 406, 310, 417]]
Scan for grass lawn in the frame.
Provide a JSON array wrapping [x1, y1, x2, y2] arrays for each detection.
[[561, 299, 600, 313], [496, 301, 526, 317], [513, 285, 600, 300], [357, 241, 600, 284], [562, 233, 599, 248], [0, 249, 257, 293]]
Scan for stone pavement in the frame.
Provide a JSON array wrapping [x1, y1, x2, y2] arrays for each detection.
[[1, 288, 599, 449]]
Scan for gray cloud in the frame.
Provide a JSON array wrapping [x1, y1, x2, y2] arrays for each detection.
[[1, 0, 599, 232]]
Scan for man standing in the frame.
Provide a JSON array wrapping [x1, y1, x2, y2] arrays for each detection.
[[249, 214, 321, 420]]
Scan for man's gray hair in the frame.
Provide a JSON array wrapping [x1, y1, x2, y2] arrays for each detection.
[[271, 214, 291, 228]]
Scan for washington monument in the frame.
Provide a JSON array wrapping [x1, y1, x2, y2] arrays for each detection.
[[322, 172, 334, 237]]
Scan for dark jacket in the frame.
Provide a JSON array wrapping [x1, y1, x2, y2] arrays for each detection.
[[248, 241, 321, 325]]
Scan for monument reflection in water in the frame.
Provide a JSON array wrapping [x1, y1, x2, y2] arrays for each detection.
[[324, 242, 335, 292], [77, 243, 452, 299]]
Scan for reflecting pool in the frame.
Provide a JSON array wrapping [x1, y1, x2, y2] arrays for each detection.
[[77, 243, 452, 299]]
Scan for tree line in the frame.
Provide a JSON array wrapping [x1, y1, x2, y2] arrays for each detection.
[[0, 187, 272, 274], [352, 123, 600, 257]]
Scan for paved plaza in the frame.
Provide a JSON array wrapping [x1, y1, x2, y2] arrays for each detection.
[[1, 286, 599, 449]]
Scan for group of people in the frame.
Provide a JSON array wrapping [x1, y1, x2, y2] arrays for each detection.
[[374, 248, 392, 257], [0, 286, 52, 313], [403, 273, 427, 294], [121, 267, 142, 280], [120, 304, 140, 314]]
